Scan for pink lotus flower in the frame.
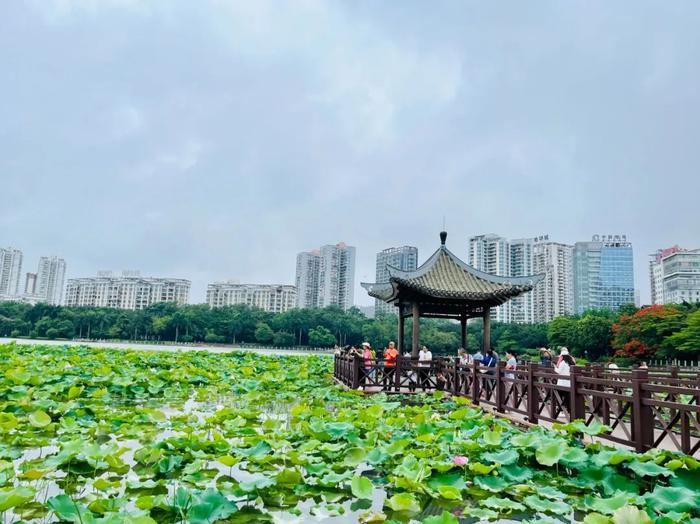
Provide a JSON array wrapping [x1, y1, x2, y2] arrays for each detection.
[[453, 455, 469, 465]]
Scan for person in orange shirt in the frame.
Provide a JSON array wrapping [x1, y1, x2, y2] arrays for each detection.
[[383, 341, 398, 389]]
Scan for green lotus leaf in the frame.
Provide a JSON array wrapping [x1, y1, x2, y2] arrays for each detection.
[[626, 460, 672, 478], [523, 495, 570, 515], [28, 410, 52, 428], [480, 495, 526, 513], [351, 475, 373, 499], [583, 492, 630, 514], [611, 505, 652, 524], [535, 440, 568, 466], [474, 475, 508, 492], [670, 468, 700, 490], [468, 462, 495, 475], [0, 413, 18, 432], [427, 472, 466, 492], [0, 486, 35, 512], [48, 494, 96, 524], [422, 510, 459, 524], [238, 477, 276, 493], [643, 485, 698, 513], [187, 489, 238, 524], [499, 464, 533, 483], [482, 448, 519, 465], [385, 492, 420, 513], [344, 446, 367, 465], [482, 429, 502, 446], [582, 513, 612, 524]]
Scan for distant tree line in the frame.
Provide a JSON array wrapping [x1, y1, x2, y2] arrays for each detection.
[[0, 301, 698, 361]]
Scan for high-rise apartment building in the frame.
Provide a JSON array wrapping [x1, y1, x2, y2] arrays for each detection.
[[509, 237, 537, 323], [574, 235, 634, 313], [64, 271, 190, 310], [533, 241, 574, 322], [468, 234, 511, 321], [295, 243, 356, 310], [374, 246, 418, 316], [24, 273, 37, 295], [0, 247, 23, 298], [649, 246, 700, 305], [467, 234, 542, 323], [36, 256, 67, 305], [295, 251, 321, 308], [207, 281, 297, 313]]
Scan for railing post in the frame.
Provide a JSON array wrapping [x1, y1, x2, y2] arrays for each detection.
[[472, 361, 480, 406], [495, 362, 505, 413], [452, 360, 458, 395], [527, 363, 539, 423], [394, 355, 402, 392], [569, 365, 585, 421], [631, 369, 653, 452], [351, 354, 361, 390]]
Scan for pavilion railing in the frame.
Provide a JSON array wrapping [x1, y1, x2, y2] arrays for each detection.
[[333, 354, 700, 456]]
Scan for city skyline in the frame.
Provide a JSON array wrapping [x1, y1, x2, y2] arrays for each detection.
[[4, 232, 700, 308], [1, 3, 699, 308]]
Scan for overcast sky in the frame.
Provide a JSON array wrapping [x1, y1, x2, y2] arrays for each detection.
[[1, 1, 699, 306]]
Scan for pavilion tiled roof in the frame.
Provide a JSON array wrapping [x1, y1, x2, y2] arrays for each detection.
[[362, 235, 543, 305]]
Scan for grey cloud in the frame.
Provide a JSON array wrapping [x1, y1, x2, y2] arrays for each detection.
[[1, 1, 699, 304]]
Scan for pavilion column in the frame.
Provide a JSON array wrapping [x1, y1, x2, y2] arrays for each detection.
[[482, 308, 491, 353], [411, 302, 420, 357], [397, 311, 405, 354], [460, 314, 467, 350]]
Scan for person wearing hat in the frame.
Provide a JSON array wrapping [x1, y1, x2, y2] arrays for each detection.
[[556, 347, 576, 367], [540, 348, 553, 368]]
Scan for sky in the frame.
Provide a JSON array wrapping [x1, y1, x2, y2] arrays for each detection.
[[1, 1, 699, 306]]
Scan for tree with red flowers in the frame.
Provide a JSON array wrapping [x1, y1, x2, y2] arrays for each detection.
[[611, 305, 684, 361]]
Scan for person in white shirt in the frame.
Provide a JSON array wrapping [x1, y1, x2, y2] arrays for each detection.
[[418, 345, 432, 389], [555, 353, 575, 410]]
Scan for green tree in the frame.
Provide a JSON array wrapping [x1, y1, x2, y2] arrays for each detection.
[[254, 322, 274, 344], [273, 331, 296, 346], [667, 309, 700, 355], [575, 315, 613, 360], [547, 316, 578, 350], [308, 326, 337, 347]]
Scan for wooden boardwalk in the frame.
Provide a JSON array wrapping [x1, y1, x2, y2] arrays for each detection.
[[335, 354, 700, 457]]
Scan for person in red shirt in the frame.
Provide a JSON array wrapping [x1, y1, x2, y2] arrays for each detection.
[[383, 341, 398, 389]]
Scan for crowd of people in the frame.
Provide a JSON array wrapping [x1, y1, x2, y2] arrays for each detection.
[[336, 342, 642, 392]]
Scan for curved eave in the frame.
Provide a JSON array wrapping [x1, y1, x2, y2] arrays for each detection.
[[392, 277, 538, 304], [387, 245, 543, 287], [361, 281, 397, 302]]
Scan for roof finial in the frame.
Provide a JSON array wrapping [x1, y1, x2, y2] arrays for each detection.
[[440, 230, 447, 246]]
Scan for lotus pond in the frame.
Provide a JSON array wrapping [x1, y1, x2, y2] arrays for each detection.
[[0, 343, 698, 524]]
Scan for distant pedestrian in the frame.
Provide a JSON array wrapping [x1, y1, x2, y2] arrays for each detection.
[[457, 348, 473, 366], [555, 353, 575, 410], [481, 348, 497, 369], [505, 350, 517, 379], [435, 371, 447, 391], [608, 361, 620, 375], [362, 342, 374, 386], [639, 361, 648, 369], [383, 341, 399, 389], [540, 348, 553, 368], [419, 345, 433, 389], [556, 347, 576, 366]]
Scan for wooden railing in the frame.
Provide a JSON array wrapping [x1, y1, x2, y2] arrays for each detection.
[[334, 354, 700, 456]]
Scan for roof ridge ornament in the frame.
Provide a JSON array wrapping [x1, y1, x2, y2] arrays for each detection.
[[440, 231, 447, 246]]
